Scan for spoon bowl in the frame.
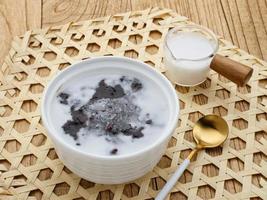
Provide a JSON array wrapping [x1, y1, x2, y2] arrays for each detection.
[[193, 115, 229, 148]]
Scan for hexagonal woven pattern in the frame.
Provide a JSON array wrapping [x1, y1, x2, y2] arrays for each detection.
[[0, 7, 267, 200]]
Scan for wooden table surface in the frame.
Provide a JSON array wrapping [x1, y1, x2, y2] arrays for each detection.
[[0, 1, 266, 200]]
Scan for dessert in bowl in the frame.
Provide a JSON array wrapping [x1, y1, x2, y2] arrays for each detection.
[[41, 56, 179, 184]]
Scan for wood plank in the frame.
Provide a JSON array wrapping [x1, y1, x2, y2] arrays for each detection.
[[26, 0, 42, 29], [43, 0, 98, 26], [219, 0, 239, 46], [236, 0, 264, 59], [215, 0, 232, 41], [0, 0, 26, 67], [186, 0, 201, 24], [0, 0, 41, 67], [258, 0, 267, 30], [247, 0, 267, 60], [0, 6, 12, 70], [224, 0, 250, 53]]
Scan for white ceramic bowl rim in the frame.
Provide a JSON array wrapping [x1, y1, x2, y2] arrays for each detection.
[[41, 56, 179, 161]]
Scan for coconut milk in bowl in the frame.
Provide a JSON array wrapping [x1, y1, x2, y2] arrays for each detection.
[[41, 56, 179, 184]]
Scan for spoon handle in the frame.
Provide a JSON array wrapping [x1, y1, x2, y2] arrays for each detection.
[[155, 159, 190, 200]]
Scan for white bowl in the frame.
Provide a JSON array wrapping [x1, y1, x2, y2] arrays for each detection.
[[41, 56, 179, 184]]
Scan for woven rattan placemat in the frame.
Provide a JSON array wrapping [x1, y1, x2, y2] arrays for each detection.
[[0, 7, 267, 200]]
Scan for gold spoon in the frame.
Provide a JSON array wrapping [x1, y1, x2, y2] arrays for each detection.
[[156, 114, 229, 200]]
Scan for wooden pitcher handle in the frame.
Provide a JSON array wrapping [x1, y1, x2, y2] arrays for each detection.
[[210, 54, 253, 86]]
